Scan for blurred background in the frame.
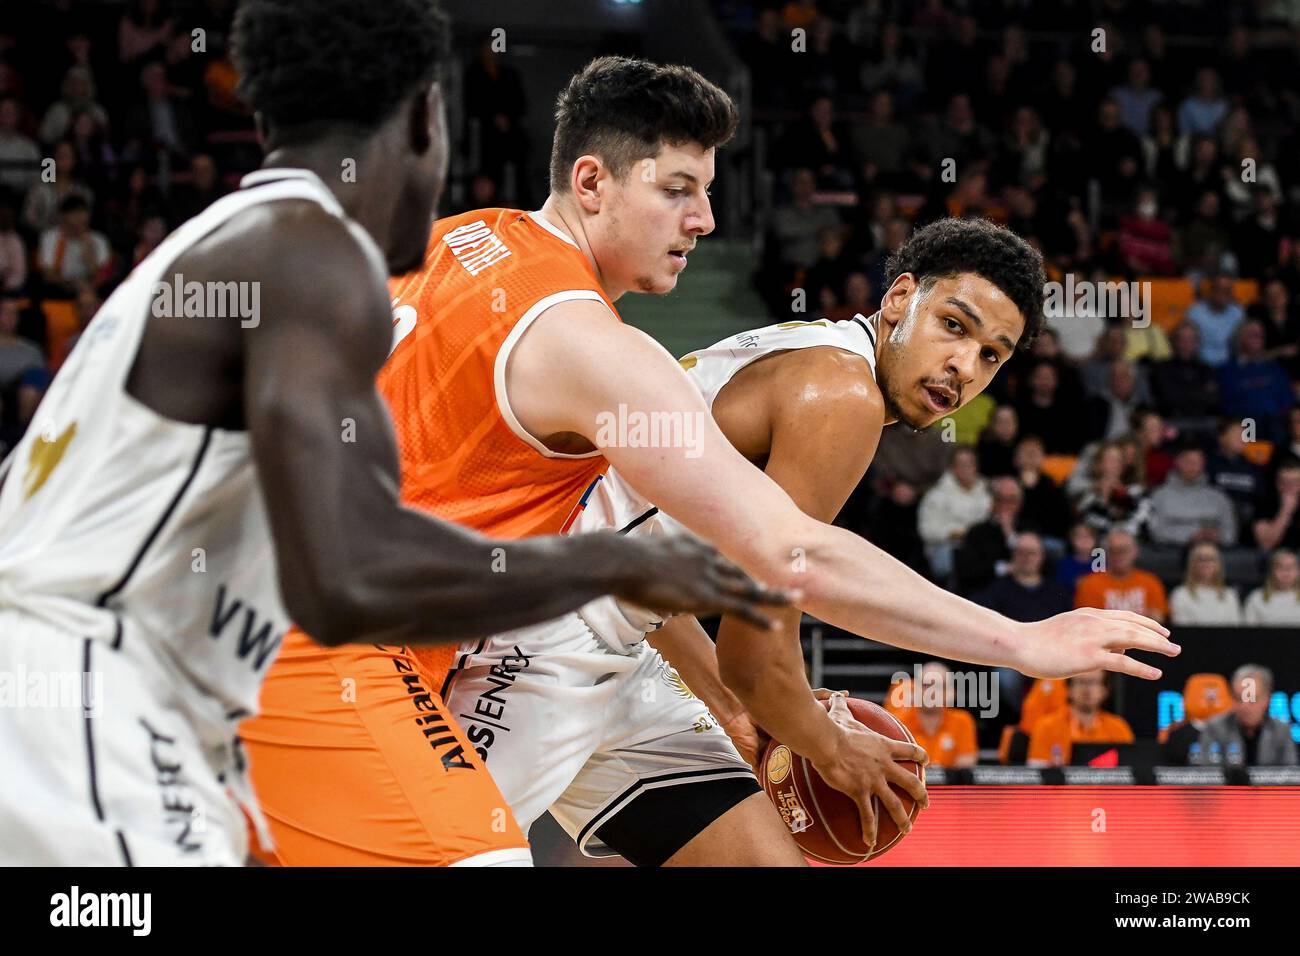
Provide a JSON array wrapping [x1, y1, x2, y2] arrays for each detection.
[[2, 0, 1298, 865]]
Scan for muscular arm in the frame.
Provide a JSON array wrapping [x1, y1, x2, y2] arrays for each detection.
[[233, 209, 765, 646], [508, 303, 1177, 680]]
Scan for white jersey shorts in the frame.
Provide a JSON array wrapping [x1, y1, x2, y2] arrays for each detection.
[[441, 612, 759, 865], [0, 610, 256, 865]]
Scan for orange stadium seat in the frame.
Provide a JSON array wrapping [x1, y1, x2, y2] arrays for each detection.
[[1241, 440, 1273, 467], [1040, 454, 1077, 487], [41, 299, 79, 373], [1145, 277, 1195, 332]]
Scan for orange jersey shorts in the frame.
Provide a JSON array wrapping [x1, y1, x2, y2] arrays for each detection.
[[242, 629, 528, 866]]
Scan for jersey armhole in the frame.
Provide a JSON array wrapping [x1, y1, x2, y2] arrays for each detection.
[[493, 289, 615, 459]]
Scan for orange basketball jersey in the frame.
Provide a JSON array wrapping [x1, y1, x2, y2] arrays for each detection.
[[383, 208, 618, 675]]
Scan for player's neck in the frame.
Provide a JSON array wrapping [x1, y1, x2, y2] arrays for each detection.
[[535, 195, 621, 299], [260, 143, 401, 251]]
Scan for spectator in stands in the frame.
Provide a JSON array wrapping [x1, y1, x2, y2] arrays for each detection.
[[1244, 549, 1300, 626], [1218, 319, 1295, 444], [1131, 408, 1174, 487], [123, 60, 195, 164], [22, 140, 94, 235], [1027, 671, 1135, 767], [850, 90, 912, 190], [1251, 278, 1300, 381], [1147, 440, 1238, 548], [1075, 440, 1151, 536], [900, 662, 978, 769], [1116, 185, 1176, 275], [1178, 67, 1228, 136], [1177, 188, 1232, 279], [862, 477, 931, 578], [463, 32, 530, 206], [919, 93, 994, 171], [0, 292, 46, 450], [1014, 435, 1071, 543], [67, 110, 116, 198], [1087, 98, 1144, 205], [1082, 327, 1150, 401], [773, 96, 857, 191], [38, 65, 108, 146], [1111, 58, 1163, 137], [1170, 541, 1243, 625], [1196, 665, 1298, 766], [1276, 408, 1300, 470], [1075, 528, 1168, 621], [803, 227, 851, 311], [170, 152, 226, 225], [0, 95, 40, 198], [1096, 359, 1153, 441], [1162, 673, 1233, 765], [103, 162, 169, 252], [1016, 359, 1089, 454], [1150, 321, 1220, 422], [974, 530, 1072, 621], [767, 167, 842, 274], [1057, 521, 1100, 593], [0, 200, 26, 293], [918, 445, 991, 584], [1141, 104, 1184, 185], [858, 22, 923, 108], [1233, 190, 1284, 280], [976, 404, 1018, 477], [36, 195, 111, 295], [955, 476, 1035, 595], [738, 8, 786, 109], [1186, 273, 1245, 367], [1207, 417, 1265, 537], [118, 0, 174, 68], [1254, 457, 1300, 552]]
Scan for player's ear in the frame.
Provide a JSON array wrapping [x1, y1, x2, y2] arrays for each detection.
[[407, 83, 437, 155], [879, 273, 916, 331], [572, 156, 603, 213]]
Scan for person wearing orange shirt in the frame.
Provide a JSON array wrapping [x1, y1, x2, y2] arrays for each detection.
[[901, 663, 978, 768], [1074, 528, 1169, 623], [1027, 670, 1135, 766]]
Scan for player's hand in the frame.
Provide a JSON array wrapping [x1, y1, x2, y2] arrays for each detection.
[[808, 692, 929, 853], [1017, 608, 1180, 680], [719, 709, 769, 772], [599, 533, 794, 630]]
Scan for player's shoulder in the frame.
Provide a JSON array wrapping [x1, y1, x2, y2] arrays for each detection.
[[768, 343, 883, 422], [181, 197, 388, 308]]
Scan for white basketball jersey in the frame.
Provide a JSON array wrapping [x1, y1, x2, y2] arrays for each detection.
[[0, 168, 346, 727], [571, 314, 880, 649]]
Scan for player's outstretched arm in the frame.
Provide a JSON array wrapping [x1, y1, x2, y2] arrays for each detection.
[[239, 210, 784, 646], [507, 301, 1179, 681]]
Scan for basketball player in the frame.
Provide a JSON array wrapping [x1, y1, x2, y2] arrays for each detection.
[[246, 57, 1178, 867], [0, 4, 783, 866]]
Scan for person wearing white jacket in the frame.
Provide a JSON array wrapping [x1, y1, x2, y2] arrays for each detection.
[[1169, 542, 1242, 625], [918, 445, 991, 582], [1244, 549, 1300, 627]]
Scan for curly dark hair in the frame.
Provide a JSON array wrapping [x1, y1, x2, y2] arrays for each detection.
[[233, 0, 449, 137], [550, 56, 739, 192], [884, 218, 1046, 349]]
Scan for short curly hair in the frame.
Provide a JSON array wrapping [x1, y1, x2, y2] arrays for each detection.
[[550, 56, 739, 192], [233, 0, 449, 136], [885, 218, 1046, 349]]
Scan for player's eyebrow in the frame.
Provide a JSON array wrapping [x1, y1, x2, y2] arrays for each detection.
[[946, 296, 1016, 355], [665, 171, 713, 189]]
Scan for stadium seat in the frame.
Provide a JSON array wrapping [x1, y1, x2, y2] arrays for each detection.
[[41, 299, 78, 373]]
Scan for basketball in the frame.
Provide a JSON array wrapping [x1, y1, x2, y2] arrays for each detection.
[[759, 696, 925, 865]]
